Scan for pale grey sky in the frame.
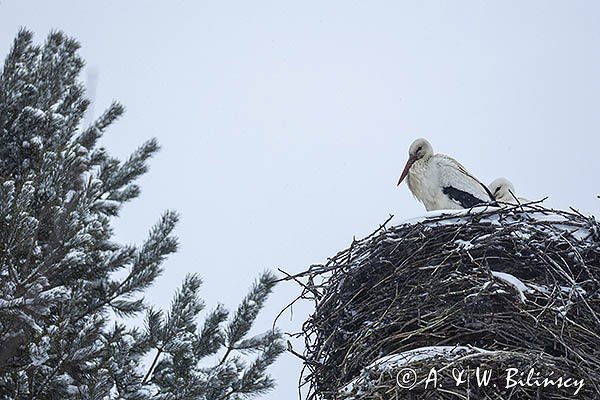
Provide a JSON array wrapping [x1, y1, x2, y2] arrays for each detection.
[[2, 1, 600, 398]]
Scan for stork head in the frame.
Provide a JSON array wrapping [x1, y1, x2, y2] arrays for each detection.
[[488, 178, 515, 200], [397, 138, 433, 185]]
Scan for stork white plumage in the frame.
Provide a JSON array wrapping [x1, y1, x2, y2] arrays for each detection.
[[488, 178, 530, 206], [397, 138, 495, 211]]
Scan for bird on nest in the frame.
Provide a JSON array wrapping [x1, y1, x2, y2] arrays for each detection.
[[488, 178, 530, 206], [397, 138, 496, 211]]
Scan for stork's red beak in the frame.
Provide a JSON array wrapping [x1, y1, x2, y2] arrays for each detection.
[[397, 155, 416, 186]]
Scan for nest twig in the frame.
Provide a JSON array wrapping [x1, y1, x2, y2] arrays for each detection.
[[282, 204, 600, 399]]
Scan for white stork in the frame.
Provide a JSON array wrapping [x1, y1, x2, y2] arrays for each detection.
[[397, 138, 496, 211], [488, 178, 530, 206]]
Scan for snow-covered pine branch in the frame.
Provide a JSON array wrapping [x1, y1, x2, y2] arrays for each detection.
[[0, 30, 283, 399]]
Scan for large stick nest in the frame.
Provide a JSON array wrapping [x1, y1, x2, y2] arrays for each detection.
[[284, 205, 600, 399]]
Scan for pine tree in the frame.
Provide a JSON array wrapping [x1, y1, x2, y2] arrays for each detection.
[[0, 29, 284, 400]]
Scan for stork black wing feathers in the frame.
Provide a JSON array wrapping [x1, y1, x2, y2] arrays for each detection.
[[442, 186, 495, 208]]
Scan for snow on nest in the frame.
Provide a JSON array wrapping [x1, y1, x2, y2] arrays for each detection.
[[392, 206, 494, 226], [455, 239, 474, 250], [390, 205, 597, 244], [365, 345, 490, 370], [485, 272, 586, 303], [489, 271, 533, 303], [341, 345, 490, 395]]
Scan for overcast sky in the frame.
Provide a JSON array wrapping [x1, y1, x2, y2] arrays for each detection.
[[2, 1, 600, 398]]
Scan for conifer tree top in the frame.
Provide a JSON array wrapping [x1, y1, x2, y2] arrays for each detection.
[[0, 29, 283, 400]]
